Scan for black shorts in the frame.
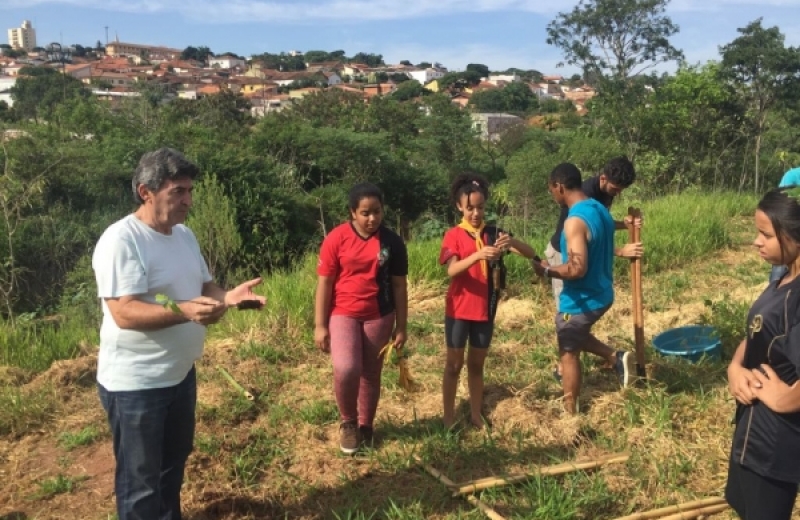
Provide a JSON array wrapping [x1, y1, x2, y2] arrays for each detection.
[[445, 317, 494, 349], [725, 461, 798, 520]]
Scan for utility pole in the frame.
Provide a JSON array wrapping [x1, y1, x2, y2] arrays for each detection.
[[104, 26, 108, 46]]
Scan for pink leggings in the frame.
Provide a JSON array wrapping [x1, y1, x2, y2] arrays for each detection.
[[329, 313, 395, 427]]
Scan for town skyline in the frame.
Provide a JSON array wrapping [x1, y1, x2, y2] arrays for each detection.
[[3, 0, 800, 74]]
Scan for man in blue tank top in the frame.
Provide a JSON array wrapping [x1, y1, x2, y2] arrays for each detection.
[[533, 163, 636, 415]]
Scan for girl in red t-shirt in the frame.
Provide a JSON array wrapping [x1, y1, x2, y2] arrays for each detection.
[[315, 183, 409, 454], [439, 173, 538, 429]]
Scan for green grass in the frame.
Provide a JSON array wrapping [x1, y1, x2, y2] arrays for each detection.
[[0, 384, 57, 437], [58, 425, 102, 451], [31, 473, 87, 500], [0, 318, 95, 372]]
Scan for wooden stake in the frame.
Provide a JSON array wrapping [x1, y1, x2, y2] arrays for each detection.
[[612, 497, 727, 520], [453, 453, 629, 496], [414, 456, 507, 520], [627, 207, 646, 378]]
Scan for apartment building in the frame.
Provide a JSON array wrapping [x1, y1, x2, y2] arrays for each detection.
[[8, 20, 36, 51]]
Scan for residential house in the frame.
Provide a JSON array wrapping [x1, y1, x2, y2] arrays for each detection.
[[487, 73, 520, 84], [532, 82, 564, 100], [470, 113, 524, 140], [209, 55, 246, 70], [322, 72, 342, 86], [289, 87, 323, 99], [363, 83, 396, 97], [84, 71, 136, 88], [342, 63, 370, 78], [0, 76, 17, 106], [305, 60, 343, 73], [249, 92, 291, 116], [408, 66, 446, 85], [450, 92, 471, 108], [542, 75, 563, 84], [64, 63, 92, 80], [1, 61, 24, 77]]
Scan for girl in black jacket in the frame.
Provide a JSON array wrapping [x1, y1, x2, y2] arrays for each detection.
[[726, 188, 800, 520]]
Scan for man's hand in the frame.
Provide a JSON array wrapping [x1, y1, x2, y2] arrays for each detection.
[[494, 232, 512, 253], [728, 362, 759, 406], [224, 278, 267, 309], [617, 242, 644, 258], [532, 258, 549, 277], [623, 215, 644, 228], [179, 297, 227, 326], [315, 325, 331, 353]]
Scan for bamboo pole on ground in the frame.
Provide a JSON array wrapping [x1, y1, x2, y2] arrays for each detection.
[[453, 453, 629, 496], [611, 497, 727, 520], [628, 207, 646, 378], [658, 503, 729, 520], [414, 456, 507, 520]]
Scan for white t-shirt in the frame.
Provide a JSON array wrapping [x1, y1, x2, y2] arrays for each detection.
[[92, 214, 213, 391]]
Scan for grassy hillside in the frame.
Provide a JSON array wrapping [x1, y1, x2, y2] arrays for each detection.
[[0, 191, 780, 519]]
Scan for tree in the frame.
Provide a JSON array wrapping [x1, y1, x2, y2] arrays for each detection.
[[400, 60, 412, 66], [181, 45, 213, 63], [719, 19, 800, 192], [351, 52, 384, 68], [416, 62, 432, 69], [304, 50, 331, 63], [185, 174, 242, 287], [546, 0, 684, 156], [546, 0, 683, 79], [10, 68, 90, 123], [392, 80, 429, 101], [466, 63, 490, 78]]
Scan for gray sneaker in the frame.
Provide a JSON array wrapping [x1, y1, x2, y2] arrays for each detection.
[[339, 421, 359, 454], [615, 351, 635, 387]]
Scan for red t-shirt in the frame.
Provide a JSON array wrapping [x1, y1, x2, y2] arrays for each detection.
[[439, 226, 493, 322], [318, 222, 408, 321]]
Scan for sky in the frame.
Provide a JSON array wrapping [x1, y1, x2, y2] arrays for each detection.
[[3, 0, 800, 76]]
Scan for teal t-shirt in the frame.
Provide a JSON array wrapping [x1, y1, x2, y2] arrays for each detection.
[[559, 199, 615, 314], [779, 167, 800, 188]]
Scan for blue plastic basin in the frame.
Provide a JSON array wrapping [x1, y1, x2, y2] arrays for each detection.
[[652, 325, 722, 363]]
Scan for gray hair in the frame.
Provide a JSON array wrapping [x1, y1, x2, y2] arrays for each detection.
[[131, 148, 199, 204]]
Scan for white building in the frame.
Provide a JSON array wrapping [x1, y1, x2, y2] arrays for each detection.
[[0, 76, 16, 107], [407, 67, 446, 84], [208, 55, 246, 70], [8, 20, 36, 51], [488, 73, 521, 84], [470, 113, 524, 141]]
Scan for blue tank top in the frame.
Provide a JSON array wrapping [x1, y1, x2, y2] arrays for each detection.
[[559, 198, 615, 314]]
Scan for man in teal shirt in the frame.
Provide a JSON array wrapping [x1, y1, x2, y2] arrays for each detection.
[[533, 163, 636, 415]]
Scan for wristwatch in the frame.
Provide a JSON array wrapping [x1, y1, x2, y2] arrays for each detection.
[[544, 266, 551, 278]]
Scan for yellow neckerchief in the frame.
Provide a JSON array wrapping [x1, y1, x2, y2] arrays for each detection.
[[457, 218, 488, 278]]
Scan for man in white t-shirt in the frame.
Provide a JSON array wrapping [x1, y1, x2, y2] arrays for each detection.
[[92, 148, 266, 520]]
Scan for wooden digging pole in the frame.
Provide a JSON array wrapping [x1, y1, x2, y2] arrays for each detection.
[[628, 207, 646, 378]]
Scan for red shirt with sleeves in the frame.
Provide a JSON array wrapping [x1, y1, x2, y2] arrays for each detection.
[[439, 226, 491, 322], [317, 222, 408, 321]]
